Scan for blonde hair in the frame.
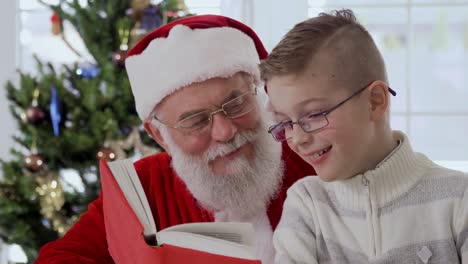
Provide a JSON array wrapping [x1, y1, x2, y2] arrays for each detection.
[[260, 9, 387, 89]]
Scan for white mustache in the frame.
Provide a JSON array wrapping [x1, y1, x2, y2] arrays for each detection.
[[204, 129, 259, 162]]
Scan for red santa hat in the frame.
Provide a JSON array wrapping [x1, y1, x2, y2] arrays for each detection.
[[125, 15, 268, 120]]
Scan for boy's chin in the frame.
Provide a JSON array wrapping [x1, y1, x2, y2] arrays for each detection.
[[316, 169, 342, 182], [318, 174, 339, 182], [318, 170, 355, 182]]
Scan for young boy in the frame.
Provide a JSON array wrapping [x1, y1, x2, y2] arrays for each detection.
[[260, 9, 468, 264]]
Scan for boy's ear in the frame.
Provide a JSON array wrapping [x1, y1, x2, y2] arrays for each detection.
[[368, 80, 390, 121], [143, 121, 171, 155]]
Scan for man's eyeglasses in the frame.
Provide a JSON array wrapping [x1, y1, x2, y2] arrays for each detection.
[[152, 87, 258, 133], [268, 82, 397, 142]]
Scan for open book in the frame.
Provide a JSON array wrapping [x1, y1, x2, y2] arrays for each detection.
[[100, 159, 261, 264]]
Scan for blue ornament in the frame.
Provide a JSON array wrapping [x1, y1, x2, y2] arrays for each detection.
[[50, 87, 62, 137], [119, 126, 132, 136], [41, 218, 51, 228], [76, 62, 100, 79]]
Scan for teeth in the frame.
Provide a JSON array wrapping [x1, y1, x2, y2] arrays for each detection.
[[309, 147, 329, 159]]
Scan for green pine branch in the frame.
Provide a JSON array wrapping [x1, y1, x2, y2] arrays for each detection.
[[0, 1, 183, 262]]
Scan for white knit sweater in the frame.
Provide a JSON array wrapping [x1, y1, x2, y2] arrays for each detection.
[[274, 131, 468, 264]]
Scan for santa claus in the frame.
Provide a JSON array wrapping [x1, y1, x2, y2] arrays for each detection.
[[35, 14, 315, 264]]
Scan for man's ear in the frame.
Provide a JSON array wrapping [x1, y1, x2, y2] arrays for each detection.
[[143, 121, 171, 155], [368, 80, 390, 122]]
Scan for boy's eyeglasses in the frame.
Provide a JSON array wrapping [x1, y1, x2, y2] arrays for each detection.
[[152, 87, 258, 133], [268, 82, 396, 142]]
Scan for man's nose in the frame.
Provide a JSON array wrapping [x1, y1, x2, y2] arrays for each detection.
[[210, 113, 238, 142]]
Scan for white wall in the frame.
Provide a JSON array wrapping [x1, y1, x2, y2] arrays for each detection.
[[0, 239, 7, 264], [0, 1, 18, 164], [252, 0, 308, 51], [221, 0, 308, 52], [0, 1, 18, 263]]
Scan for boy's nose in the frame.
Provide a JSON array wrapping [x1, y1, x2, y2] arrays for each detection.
[[210, 113, 237, 142], [289, 124, 311, 148]]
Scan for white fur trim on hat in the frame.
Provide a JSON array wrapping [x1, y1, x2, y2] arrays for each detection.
[[126, 25, 261, 120]]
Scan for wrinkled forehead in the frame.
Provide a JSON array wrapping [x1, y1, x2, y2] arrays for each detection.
[[154, 73, 254, 119]]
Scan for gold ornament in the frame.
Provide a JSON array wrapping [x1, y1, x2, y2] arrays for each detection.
[[131, 0, 151, 21], [106, 127, 159, 160], [35, 172, 70, 236], [51, 12, 61, 35], [174, 0, 189, 12], [129, 21, 147, 48]]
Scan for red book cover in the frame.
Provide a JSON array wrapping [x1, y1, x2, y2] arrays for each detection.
[[100, 160, 262, 264]]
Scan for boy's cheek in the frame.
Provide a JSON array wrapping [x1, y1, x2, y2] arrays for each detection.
[[317, 125, 337, 138], [286, 140, 300, 155]]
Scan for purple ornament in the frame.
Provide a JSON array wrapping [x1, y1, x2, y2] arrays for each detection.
[[141, 5, 162, 31]]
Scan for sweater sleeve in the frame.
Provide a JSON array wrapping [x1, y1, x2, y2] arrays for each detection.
[[35, 192, 114, 264], [273, 180, 318, 264], [457, 184, 468, 264]]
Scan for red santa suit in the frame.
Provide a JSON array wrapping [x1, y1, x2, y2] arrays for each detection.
[[35, 14, 316, 263], [36, 145, 314, 264]]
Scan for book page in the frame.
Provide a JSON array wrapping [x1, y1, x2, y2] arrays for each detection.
[[107, 159, 157, 236], [158, 231, 257, 260], [108, 160, 258, 259], [162, 222, 254, 246]]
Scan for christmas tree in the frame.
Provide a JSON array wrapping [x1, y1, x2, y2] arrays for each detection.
[[0, 0, 191, 262]]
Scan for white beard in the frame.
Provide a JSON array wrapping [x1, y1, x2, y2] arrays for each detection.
[[160, 111, 284, 219]]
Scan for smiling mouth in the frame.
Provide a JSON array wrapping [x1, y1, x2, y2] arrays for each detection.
[[210, 144, 247, 162], [308, 146, 332, 159], [221, 147, 242, 160]]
